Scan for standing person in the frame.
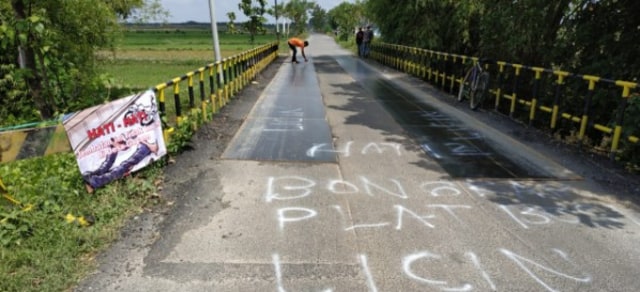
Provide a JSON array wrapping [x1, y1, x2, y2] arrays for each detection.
[[355, 27, 364, 57], [363, 25, 374, 58], [288, 37, 309, 63]]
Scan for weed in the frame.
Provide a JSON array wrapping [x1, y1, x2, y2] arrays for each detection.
[[0, 27, 279, 292]]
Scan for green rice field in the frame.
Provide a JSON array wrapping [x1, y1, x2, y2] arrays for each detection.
[[100, 29, 282, 90]]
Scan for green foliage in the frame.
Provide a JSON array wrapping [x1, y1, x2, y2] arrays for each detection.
[[104, 0, 145, 18], [0, 153, 83, 249], [0, 63, 40, 126], [364, 0, 640, 169], [557, 0, 640, 82], [0, 206, 34, 247], [227, 12, 238, 34], [620, 95, 640, 170], [0, 152, 163, 292], [0, 20, 276, 292], [0, 0, 161, 122], [283, 0, 316, 35], [328, 1, 365, 41], [238, 0, 268, 43], [164, 116, 196, 154], [309, 3, 328, 32], [126, 0, 170, 24], [365, 0, 640, 81], [364, 0, 475, 52]]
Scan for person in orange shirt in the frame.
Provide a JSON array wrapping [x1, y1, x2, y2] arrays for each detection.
[[287, 37, 309, 63]]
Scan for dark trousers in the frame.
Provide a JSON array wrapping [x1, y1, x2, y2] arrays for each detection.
[[83, 143, 153, 189], [363, 42, 371, 57], [288, 42, 298, 62]]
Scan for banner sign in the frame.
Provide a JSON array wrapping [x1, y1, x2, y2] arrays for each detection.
[[63, 90, 166, 190]]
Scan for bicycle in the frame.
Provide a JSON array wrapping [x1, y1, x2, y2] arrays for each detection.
[[457, 58, 491, 110]]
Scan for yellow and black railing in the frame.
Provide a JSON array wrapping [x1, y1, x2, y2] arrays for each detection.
[[153, 42, 279, 143], [370, 43, 639, 160], [0, 42, 279, 164]]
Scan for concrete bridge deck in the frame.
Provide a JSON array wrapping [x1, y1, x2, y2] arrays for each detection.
[[77, 34, 640, 292]]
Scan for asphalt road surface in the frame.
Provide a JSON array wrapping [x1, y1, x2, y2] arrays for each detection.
[[77, 34, 640, 292]]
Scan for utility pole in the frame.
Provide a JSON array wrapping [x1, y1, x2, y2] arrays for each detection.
[[207, 0, 222, 62], [280, 1, 287, 38], [275, 0, 279, 43], [207, 0, 224, 82]]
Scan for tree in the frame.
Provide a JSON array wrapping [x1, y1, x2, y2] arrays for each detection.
[[238, 0, 268, 43], [126, 0, 171, 24], [271, 2, 292, 36], [283, 0, 315, 35], [327, 1, 364, 41], [0, 0, 149, 123], [365, 0, 474, 52], [365, 0, 640, 165], [309, 3, 327, 32], [558, 0, 640, 81], [227, 12, 238, 34], [474, 0, 573, 66]]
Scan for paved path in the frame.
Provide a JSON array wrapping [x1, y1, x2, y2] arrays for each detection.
[[77, 34, 640, 292]]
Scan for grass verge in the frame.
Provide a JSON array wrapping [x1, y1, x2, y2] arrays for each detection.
[[0, 28, 283, 292], [0, 153, 163, 292]]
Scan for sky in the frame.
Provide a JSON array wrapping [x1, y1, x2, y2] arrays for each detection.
[[159, 0, 349, 23]]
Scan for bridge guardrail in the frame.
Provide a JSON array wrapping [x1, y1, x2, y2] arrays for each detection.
[[0, 42, 279, 164], [152, 42, 279, 146], [371, 43, 638, 162]]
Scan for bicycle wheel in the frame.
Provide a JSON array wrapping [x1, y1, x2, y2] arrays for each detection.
[[469, 72, 490, 110], [457, 67, 474, 102]]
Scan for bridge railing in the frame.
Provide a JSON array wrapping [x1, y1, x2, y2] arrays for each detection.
[[0, 42, 279, 164], [371, 43, 639, 161], [153, 42, 279, 145]]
